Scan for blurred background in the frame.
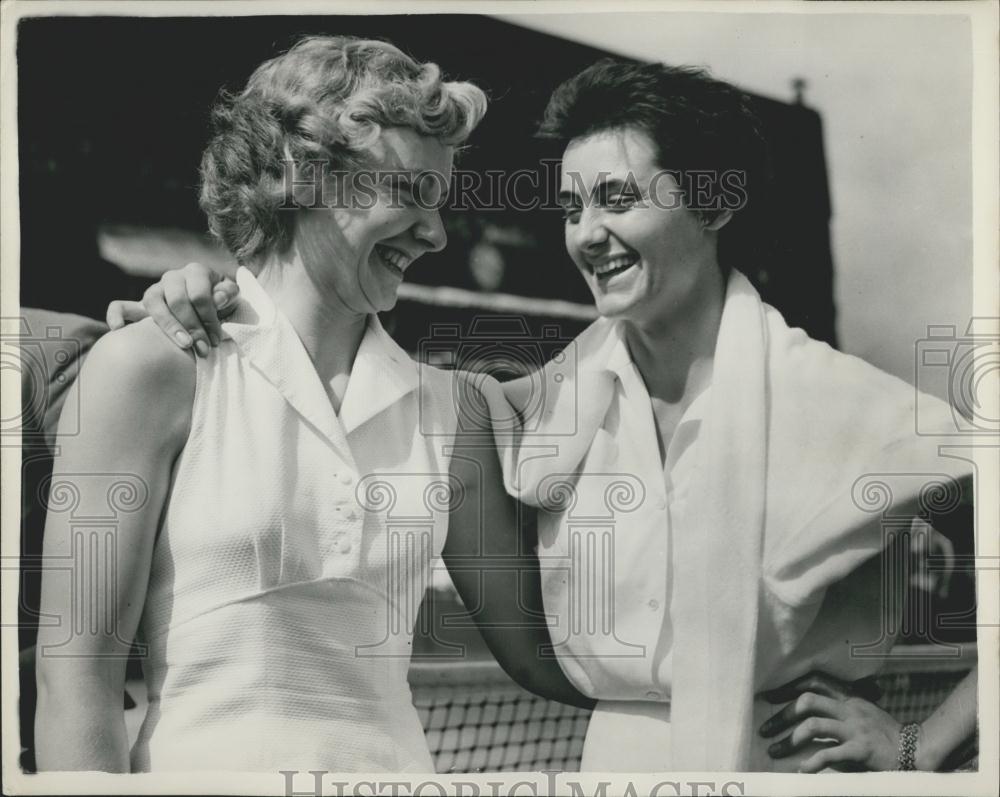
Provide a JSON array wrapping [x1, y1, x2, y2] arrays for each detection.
[[16, 12, 974, 390], [15, 11, 977, 773]]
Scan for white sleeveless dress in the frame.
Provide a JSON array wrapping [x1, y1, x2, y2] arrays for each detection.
[[131, 268, 459, 772]]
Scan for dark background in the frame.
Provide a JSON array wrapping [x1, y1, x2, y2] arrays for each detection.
[[18, 14, 837, 346]]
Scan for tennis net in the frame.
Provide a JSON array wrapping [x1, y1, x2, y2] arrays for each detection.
[[408, 643, 977, 773]]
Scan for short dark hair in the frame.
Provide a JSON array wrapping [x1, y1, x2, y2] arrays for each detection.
[[538, 59, 770, 271]]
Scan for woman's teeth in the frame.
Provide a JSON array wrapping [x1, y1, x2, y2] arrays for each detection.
[[593, 256, 638, 278], [376, 245, 409, 275]]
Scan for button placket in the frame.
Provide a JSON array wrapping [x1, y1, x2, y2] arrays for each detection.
[[328, 466, 361, 560]]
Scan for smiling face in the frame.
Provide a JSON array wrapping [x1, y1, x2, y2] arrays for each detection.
[[559, 127, 725, 328], [293, 126, 453, 314]]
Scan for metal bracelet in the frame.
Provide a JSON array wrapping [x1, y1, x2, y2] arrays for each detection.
[[897, 722, 921, 771]]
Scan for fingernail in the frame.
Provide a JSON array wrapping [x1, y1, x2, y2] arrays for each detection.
[[194, 339, 209, 357], [209, 332, 221, 347], [175, 330, 193, 347], [213, 291, 229, 308]]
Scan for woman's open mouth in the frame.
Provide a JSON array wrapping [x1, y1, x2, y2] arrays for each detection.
[[374, 244, 410, 277], [592, 254, 639, 281]]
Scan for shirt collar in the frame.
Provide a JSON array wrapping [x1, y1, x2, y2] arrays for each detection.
[[224, 267, 419, 447], [574, 314, 712, 469], [224, 267, 351, 458], [338, 313, 420, 435], [575, 317, 633, 381], [578, 317, 710, 412]]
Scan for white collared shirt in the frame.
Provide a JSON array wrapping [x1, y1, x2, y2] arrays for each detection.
[[514, 306, 917, 771], [536, 321, 709, 701]]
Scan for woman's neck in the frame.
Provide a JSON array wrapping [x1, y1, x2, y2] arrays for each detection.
[[255, 259, 368, 390], [622, 267, 726, 407]]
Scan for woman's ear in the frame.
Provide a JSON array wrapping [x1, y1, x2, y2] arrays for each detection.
[[702, 209, 733, 232]]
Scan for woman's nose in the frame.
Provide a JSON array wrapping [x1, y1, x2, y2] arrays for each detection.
[[577, 207, 609, 251], [415, 209, 447, 253]]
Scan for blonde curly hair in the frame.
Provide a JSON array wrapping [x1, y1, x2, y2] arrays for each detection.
[[199, 36, 488, 264]]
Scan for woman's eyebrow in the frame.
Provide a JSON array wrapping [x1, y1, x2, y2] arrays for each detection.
[[557, 189, 581, 207], [399, 168, 452, 206], [558, 176, 630, 207], [595, 175, 634, 194]]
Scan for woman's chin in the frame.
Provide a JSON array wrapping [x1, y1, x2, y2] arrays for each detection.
[[359, 279, 402, 314], [372, 289, 400, 314], [594, 294, 640, 321]]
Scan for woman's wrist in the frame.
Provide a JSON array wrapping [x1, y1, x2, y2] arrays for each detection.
[[912, 724, 945, 771], [897, 721, 947, 771], [908, 667, 978, 772]]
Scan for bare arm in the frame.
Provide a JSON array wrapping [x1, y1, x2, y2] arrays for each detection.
[[34, 320, 194, 771], [442, 384, 594, 710], [916, 666, 977, 770]]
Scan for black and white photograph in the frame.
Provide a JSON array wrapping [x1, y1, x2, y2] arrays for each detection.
[[2, 1, 997, 795]]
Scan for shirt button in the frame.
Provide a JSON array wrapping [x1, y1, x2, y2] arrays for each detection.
[[338, 538, 353, 554], [338, 472, 354, 486], [648, 599, 660, 611], [645, 690, 662, 701], [656, 495, 667, 510]]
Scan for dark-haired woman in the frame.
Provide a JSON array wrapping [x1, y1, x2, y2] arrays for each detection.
[[494, 59, 974, 772]]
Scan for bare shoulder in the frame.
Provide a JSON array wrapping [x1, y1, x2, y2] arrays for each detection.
[[77, 318, 195, 441], [86, 318, 193, 386]]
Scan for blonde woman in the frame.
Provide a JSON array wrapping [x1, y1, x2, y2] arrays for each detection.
[[36, 36, 586, 773]]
